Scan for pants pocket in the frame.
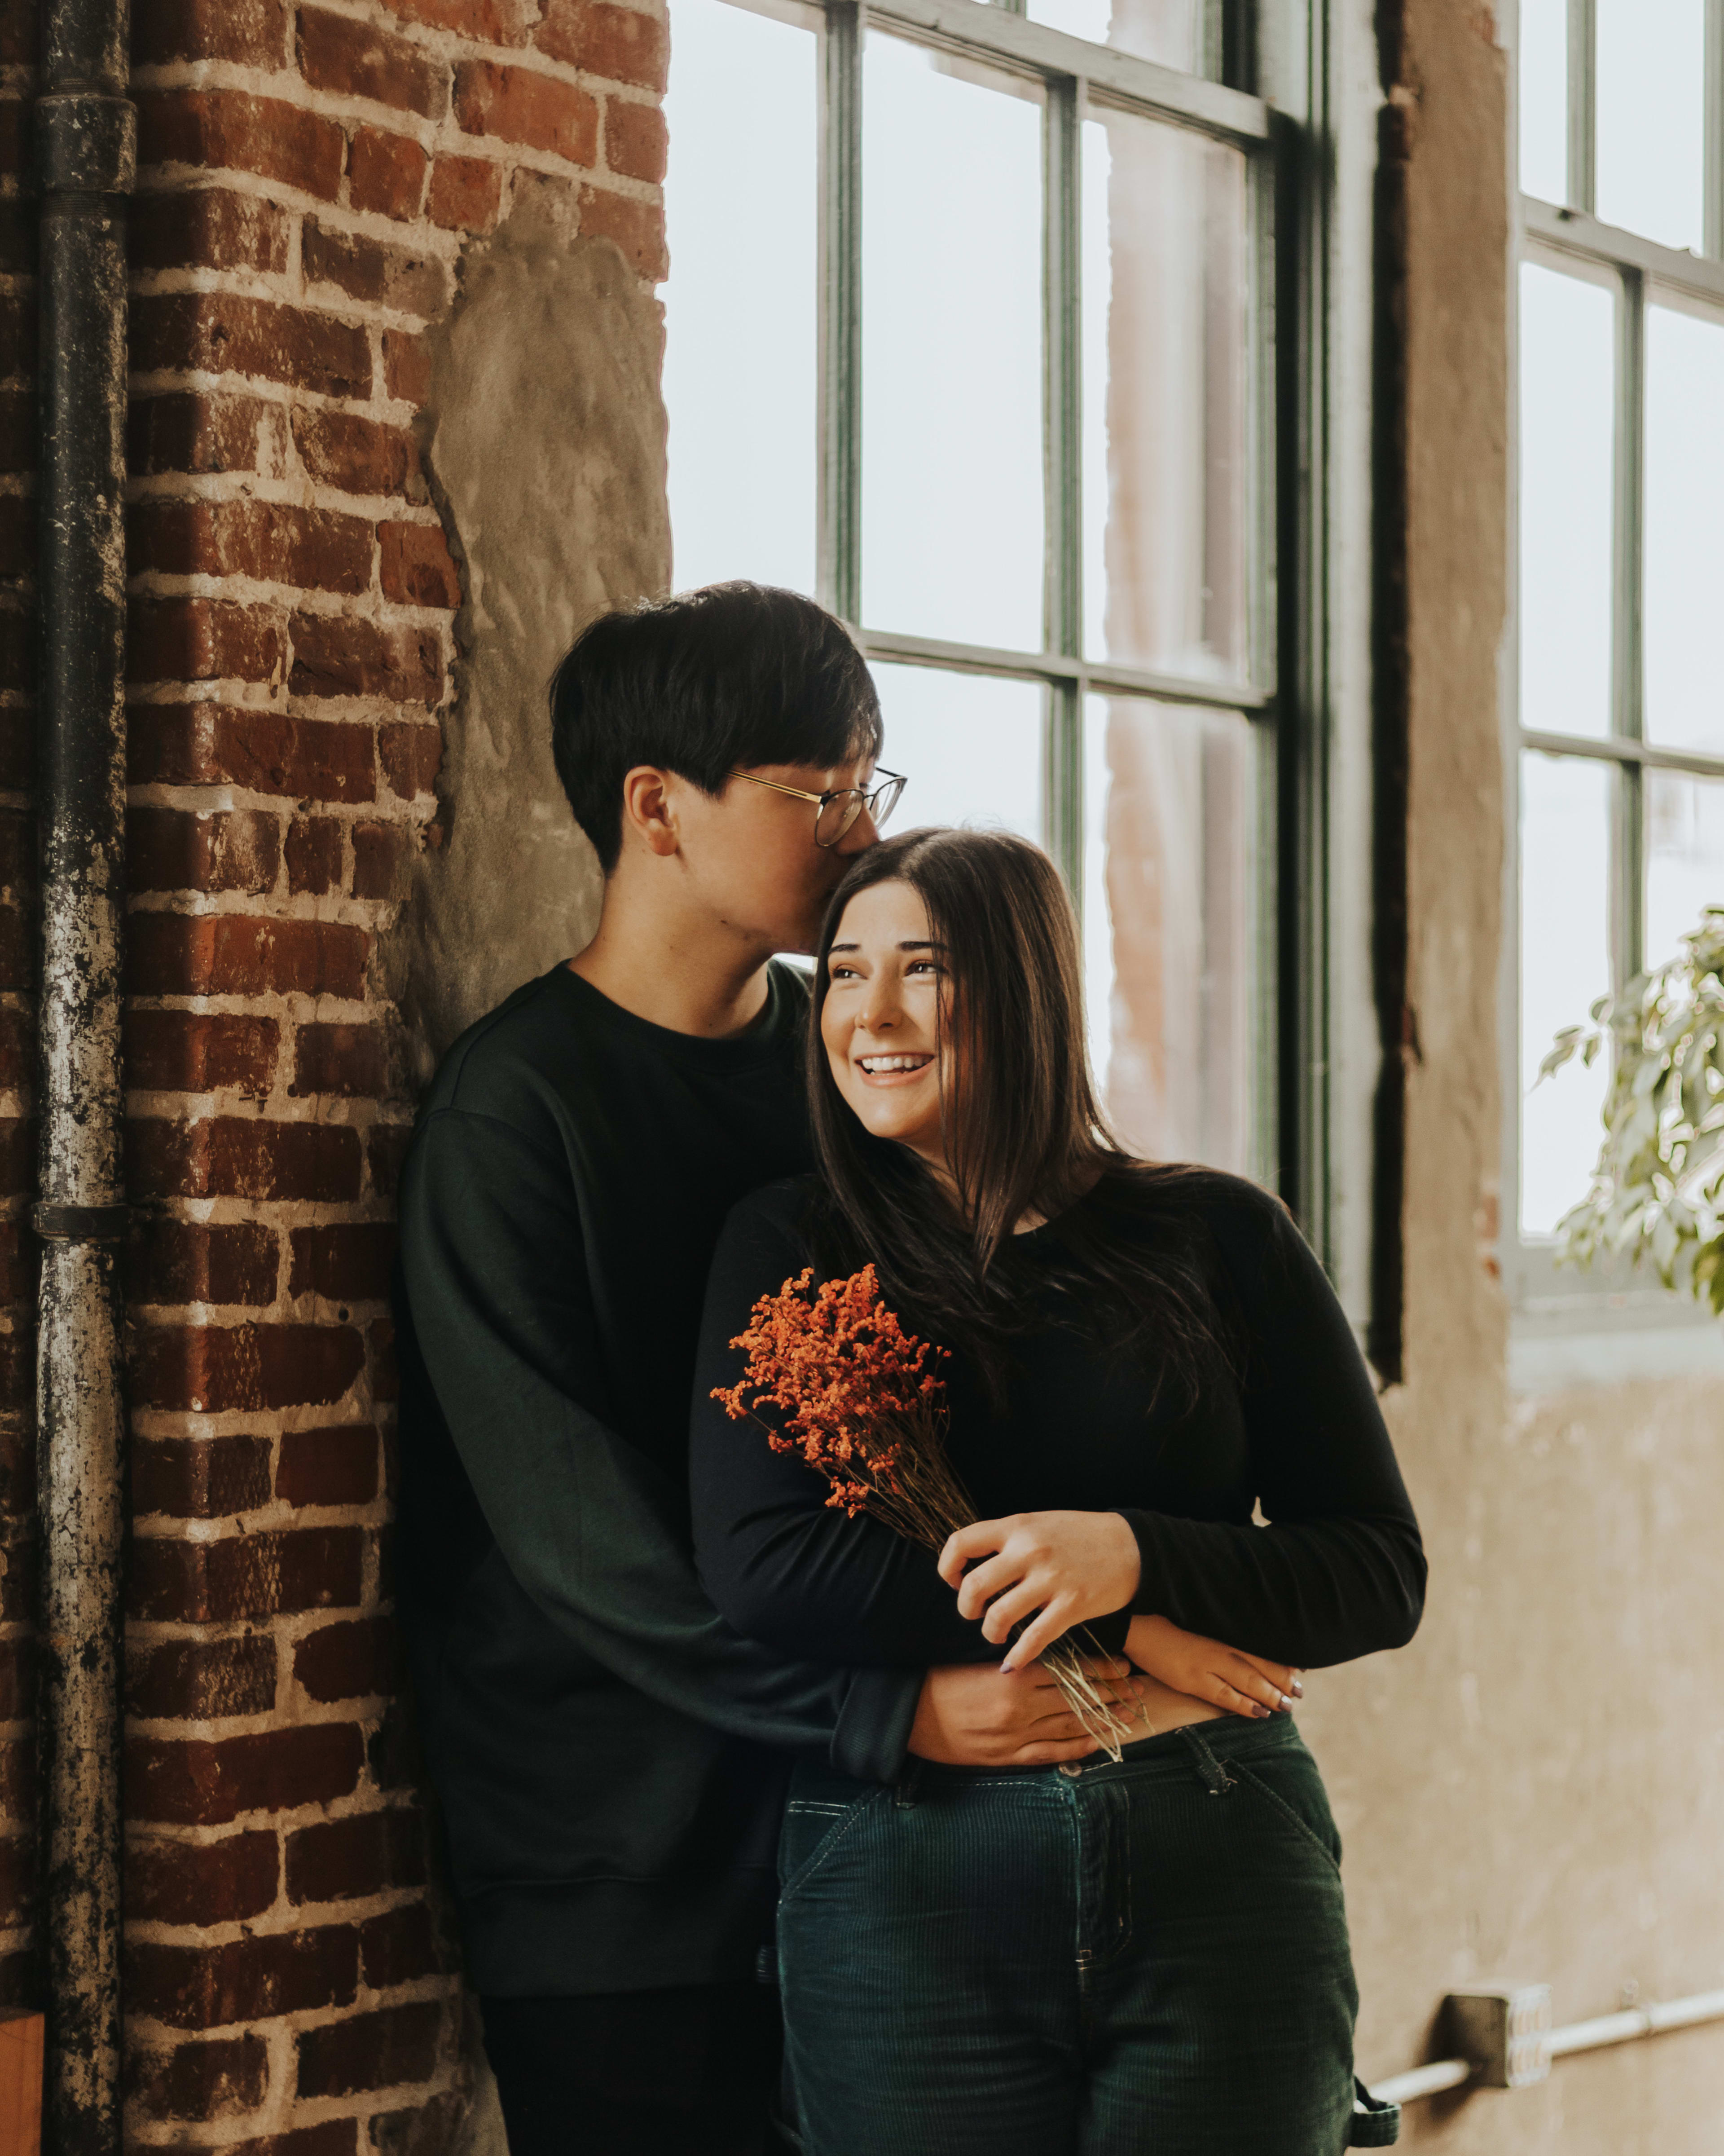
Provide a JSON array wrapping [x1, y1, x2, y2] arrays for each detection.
[[1232, 1754, 1345, 1876], [778, 1790, 884, 1905]]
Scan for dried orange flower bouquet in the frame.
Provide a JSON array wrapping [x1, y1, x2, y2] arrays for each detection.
[[712, 1263, 1137, 1760]]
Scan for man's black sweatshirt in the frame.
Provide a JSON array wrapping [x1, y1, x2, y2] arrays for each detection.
[[393, 961, 921, 1998]]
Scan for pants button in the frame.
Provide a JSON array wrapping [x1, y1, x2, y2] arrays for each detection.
[[1058, 1761, 1082, 1779]]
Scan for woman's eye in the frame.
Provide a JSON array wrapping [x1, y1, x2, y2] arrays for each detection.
[[828, 964, 858, 982]]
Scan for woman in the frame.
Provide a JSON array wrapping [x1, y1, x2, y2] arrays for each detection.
[[689, 828, 1423, 2155]]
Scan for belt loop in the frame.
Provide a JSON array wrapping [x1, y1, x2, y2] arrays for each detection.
[[894, 1760, 923, 1809], [1176, 1724, 1236, 1796]]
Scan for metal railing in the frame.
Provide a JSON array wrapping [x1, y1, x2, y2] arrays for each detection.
[[1368, 1985, 1724, 2109]]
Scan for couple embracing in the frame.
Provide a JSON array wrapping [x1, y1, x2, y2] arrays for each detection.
[[394, 583, 1425, 2156]]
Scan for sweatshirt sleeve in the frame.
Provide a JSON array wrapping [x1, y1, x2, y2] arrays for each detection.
[[689, 1190, 998, 1668], [399, 1108, 920, 1781], [1117, 1190, 1427, 1668]]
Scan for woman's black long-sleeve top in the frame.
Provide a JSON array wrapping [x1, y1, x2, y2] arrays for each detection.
[[690, 1171, 1425, 1672]]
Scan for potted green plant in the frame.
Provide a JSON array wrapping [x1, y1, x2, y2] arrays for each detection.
[[1538, 906, 1724, 1313]]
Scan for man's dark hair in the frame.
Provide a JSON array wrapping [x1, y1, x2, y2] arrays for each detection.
[[548, 582, 884, 874]]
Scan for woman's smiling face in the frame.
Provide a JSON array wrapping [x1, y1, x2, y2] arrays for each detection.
[[820, 877, 954, 1177]]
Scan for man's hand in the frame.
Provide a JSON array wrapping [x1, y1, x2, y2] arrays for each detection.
[[937, 1510, 1143, 1671], [908, 1658, 1142, 1767], [1126, 1613, 1301, 1719]]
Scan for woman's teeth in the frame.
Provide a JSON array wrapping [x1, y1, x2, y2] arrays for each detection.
[[858, 1055, 931, 1073]]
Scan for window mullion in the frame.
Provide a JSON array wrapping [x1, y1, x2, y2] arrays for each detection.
[[1611, 265, 1645, 988], [1042, 73, 1083, 893], [1707, 0, 1724, 256], [818, 0, 863, 624], [1567, 0, 1595, 211]]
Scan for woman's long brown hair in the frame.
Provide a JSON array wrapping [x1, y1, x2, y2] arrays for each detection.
[[805, 826, 1234, 1403]]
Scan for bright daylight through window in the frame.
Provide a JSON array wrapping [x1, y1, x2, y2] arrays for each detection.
[[663, 0, 1273, 1178], [1513, 0, 1724, 1274]]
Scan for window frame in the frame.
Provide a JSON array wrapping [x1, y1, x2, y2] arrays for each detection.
[[1504, 0, 1724, 1367]]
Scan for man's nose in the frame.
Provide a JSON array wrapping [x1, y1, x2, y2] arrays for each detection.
[[835, 802, 881, 855]]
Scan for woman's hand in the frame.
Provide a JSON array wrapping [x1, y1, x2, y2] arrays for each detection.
[[909, 1657, 1144, 1766], [1126, 1613, 1302, 1719], [937, 1510, 1143, 1671]]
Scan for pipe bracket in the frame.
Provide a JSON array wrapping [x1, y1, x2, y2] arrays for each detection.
[[35, 93, 137, 196], [32, 1202, 129, 1243]]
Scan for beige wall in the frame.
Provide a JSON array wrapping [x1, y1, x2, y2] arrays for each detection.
[[1303, 5, 1724, 2147]]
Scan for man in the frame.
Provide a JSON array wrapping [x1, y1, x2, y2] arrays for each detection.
[[394, 584, 1123, 2156]]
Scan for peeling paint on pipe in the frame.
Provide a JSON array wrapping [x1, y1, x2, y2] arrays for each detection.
[[33, 0, 135, 2148]]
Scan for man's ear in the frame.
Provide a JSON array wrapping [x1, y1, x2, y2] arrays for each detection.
[[619, 766, 681, 859]]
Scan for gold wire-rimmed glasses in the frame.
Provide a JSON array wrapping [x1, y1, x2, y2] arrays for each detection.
[[729, 767, 907, 848]]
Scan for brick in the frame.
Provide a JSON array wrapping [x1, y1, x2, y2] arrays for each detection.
[[0, 1118, 29, 1193], [128, 1923, 359, 2030], [381, 328, 430, 407], [297, 8, 444, 120], [428, 154, 501, 234], [366, 1123, 412, 1202], [200, 2128, 359, 2156], [128, 2033, 270, 2124], [133, 292, 372, 401], [125, 1830, 279, 1926], [125, 1009, 280, 1098], [535, 0, 667, 88], [0, 389, 35, 473], [127, 806, 283, 897], [0, 1217, 33, 1306], [603, 99, 665, 185], [296, 2002, 441, 2099], [130, 499, 374, 599], [0, 496, 28, 580], [0, 906, 29, 992], [127, 1220, 280, 1310], [291, 409, 421, 502], [139, 90, 345, 202], [378, 722, 440, 799], [295, 1616, 396, 1704], [577, 181, 665, 280], [128, 705, 378, 804], [381, 0, 534, 41], [0, 1637, 31, 1723], [128, 1118, 364, 1204], [302, 221, 448, 319], [348, 127, 429, 222], [286, 815, 343, 897], [131, 1321, 367, 1411], [454, 61, 598, 165], [276, 1424, 380, 1507], [126, 1633, 277, 1721], [0, 1837, 32, 1927], [0, 294, 35, 379], [0, 610, 32, 696], [360, 1901, 444, 1988], [126, 914, 369, 999], [135, 0, 290, 66], [289, 613, 443, 706], [129, 1525, 365, 1622], [286, 1806, 423, 1906], [0, 1737, 32, 1819], [131, 1433, 275, 1518], [131, 189, 292, 275], [351, 821, 411, 900], [129, 392, 277, 479], [128, 597, 285, 688], [0, 1429, 35, 1523], [292, 1023, 387, 1098], [0, 1332, 30, 1417], [0, 718, 27, 802], [288, 1225, 396, 1305], [0, 810, 30, 897], [378, 522, 459, 611], [128, 1724, 365, 1832], [368, 1314, 398, 1403]]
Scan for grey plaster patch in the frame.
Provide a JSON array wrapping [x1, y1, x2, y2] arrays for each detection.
[[383, 210, 670, 1083]]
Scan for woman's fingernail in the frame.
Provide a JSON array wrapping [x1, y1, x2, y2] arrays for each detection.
[[1291, 1679, 1304, 1698], [1279, 1694, 1295, 1711], [1253, 1704, 1271, 1719]]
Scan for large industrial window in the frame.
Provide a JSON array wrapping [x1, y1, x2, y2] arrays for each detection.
[[1509, 0, 1724, 1358], [663, 0, 1278, 1180]]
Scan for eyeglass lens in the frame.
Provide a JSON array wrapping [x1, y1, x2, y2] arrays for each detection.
[[814, 774, 906, 847]]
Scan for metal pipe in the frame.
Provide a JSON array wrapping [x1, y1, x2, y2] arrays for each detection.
[[1369, 1985, 1724, 2109], [32, 0, 135, 2142]]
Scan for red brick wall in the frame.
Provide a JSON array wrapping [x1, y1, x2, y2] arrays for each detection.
[[118, 0, 668, 2147]]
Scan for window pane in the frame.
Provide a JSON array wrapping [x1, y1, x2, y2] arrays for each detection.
[[1083, 697, 1254, 1173], [862, 41, 1044, 651], [1520, 754, 1612, 1236], [1646, 769, 1724, 970], [1643, 303, 1724, 757], [1517, 0, 1567, 203], [1027, 0, 1200, 72], [1596, 0, 1706, 251], [1082, 110, 1250, 684], [872, 665, 1042, 840], [1518, 263, 1615, 741], [663, 0, 818, 594]]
